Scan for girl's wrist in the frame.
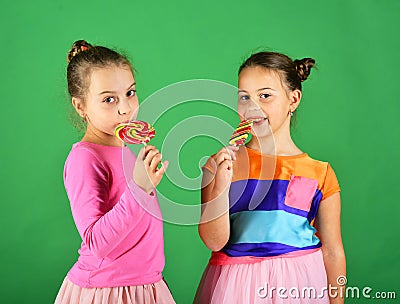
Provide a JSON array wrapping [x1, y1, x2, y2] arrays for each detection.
[[133, 177, 154, 195], [211, 187, 230, 202], [140, 184, 154, 195], [213, 183, 231, 197]]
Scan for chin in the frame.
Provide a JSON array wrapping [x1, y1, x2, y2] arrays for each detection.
[[251, 125, 272, 138]]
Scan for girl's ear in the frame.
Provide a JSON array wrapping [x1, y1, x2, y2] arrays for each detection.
[[72, 97, 86, 118], [289, 89, 302, 112]]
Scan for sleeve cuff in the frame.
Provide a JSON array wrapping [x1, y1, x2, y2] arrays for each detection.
[[127, 180, 162, 220], [322, 187, 341, 201], [127, 179, 157, 203]]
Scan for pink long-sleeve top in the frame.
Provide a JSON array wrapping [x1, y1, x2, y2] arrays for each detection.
[[63, 141, 165, 288]]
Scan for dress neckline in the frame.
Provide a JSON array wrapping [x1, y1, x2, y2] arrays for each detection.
[[245, 146, 308, 159]]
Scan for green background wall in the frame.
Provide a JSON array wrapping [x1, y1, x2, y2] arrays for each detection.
[[1, 0, 399, 303]]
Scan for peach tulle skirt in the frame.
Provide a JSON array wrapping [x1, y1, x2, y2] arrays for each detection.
[[194, 249, 329, 304], [54, 277, 176, 304]]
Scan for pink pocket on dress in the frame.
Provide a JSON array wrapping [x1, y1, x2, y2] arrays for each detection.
[[284, 175, 319, 212]]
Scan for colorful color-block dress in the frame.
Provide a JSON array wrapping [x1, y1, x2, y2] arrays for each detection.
[[194, 146, 340, 304]]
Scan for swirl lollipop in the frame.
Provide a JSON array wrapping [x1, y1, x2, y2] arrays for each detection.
[[229, 119, 253, 146], [115, 120, 155, 145]]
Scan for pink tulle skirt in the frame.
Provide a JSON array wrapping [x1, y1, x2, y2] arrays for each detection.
[[194, 249, 329, 304], [54, 277, 176, 304]]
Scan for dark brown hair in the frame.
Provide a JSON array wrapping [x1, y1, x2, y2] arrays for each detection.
[[238, 51, 315, 92], [66, 40, 133, 130], [67, 40, 133, 100]]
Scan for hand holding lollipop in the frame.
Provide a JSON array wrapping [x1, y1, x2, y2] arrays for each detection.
[[115, 120, 167, 193], [206, 120, 253, 196]]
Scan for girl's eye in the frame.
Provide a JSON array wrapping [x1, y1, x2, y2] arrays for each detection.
[[260, 93, 271, 99], [103, 96, 116, 103], [127, 89, 136, 97], [239, 95, 250, 102]]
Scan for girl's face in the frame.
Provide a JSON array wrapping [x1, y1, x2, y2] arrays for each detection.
[[237, 67, 300, 138], [76, 66, 139, 144]]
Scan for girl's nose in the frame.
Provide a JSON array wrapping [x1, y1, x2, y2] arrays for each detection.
[[247, 98, 259, 110], [118, 99, 132, 116]]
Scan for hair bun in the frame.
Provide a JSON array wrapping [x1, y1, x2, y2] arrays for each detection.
[[67, 40, 92, 63], [294, 58, 315, 82]]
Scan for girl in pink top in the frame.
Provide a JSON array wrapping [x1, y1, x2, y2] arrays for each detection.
[[54, 40, 176, 304]]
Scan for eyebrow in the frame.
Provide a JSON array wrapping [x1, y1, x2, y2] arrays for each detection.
[[257, 87, 275, 92], [98, 82, 136, 95], [238, 87, 275, 94]]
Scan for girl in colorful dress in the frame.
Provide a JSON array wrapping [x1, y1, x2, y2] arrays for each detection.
[[195, 51, 346, 304]]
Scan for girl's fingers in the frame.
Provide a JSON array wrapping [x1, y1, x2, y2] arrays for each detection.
[[214, 146, 239, 164], [215, 152, 231, 166], [141, 145, 155, 159], [226, 146, 239, 161], [149, 153, 162, 171], [144, 149, 160, 166], [219, 159, 232, 171], [156, 160, 169, 176]]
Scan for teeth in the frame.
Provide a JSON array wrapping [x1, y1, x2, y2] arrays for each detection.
[[251, 118, 266, 122]]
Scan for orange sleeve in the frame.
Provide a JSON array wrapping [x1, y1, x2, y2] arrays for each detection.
[[321, 163, 341, 200]]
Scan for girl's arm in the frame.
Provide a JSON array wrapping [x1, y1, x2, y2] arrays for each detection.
[[198, 169, 230, 252], [65, 148, 157, 259], [198, 145, 238, 252], [315, 192, 346, 304]]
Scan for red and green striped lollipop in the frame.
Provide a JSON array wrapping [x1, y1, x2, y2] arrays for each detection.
[[115, 120, 155, 145], [229, 119, 253, 146]]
